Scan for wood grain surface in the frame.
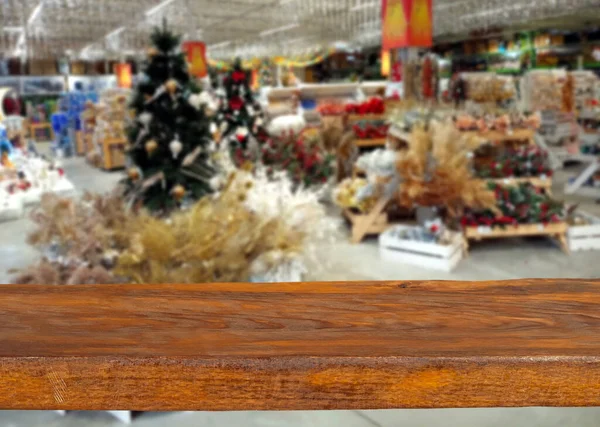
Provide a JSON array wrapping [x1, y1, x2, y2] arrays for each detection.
[[1, 279, 600, 410]]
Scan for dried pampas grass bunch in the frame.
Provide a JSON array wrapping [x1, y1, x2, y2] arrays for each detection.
[[396, 120, 497, 218]]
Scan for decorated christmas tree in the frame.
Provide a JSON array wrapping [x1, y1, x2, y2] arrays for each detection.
[[215, 58, 268, 155], [124, 23, 215, 212]]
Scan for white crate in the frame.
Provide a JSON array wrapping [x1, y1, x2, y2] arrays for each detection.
[[379, 225, 464, 272], [0, 194, 23, 222], [568, 212, 600, 252]]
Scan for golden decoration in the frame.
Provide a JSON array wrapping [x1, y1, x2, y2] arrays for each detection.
[[145, 139, 158, 154], [172, 184, 186, 201], [127, 168, 140, 181], [147, 47, 159, 58], [165, 79, 178, 94]]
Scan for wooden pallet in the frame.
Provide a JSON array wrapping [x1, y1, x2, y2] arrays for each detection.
[[355, 138, 387, 148], [465, 222, 569, 254], [478, 176, 553, 190], [463, 129, 535, 145], [347, 113, 387, 122]]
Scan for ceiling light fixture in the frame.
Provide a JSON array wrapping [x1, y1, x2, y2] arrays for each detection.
[[145, 0, 178, 17], [105, 26, 125, 39], [3, 26, 24, 33], [260, 23, 299, 37], [350, 2, 378, 11], [27, 2, 44, 26], [208, 41, 231, 49]]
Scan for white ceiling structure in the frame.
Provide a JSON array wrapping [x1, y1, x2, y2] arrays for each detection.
[[1, 0, 600, 60]]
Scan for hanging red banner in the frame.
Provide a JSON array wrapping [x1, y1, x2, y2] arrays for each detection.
[[115, 63, 132, 89], [182, 41, 208, 78], [382, 0, 432, 49]]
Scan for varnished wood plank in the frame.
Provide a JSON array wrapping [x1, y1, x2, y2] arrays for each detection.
[[1, 280, 600, 410]]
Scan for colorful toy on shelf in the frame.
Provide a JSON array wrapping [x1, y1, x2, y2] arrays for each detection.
[[50, 112, 72, 157], [0, 124, 14, 167]]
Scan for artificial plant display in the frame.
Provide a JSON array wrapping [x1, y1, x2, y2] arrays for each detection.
[[124, 24, 215, 212], [214, 58, 268, 156], [461, 182, 564, 227], [474, 145, 552, 179], [259, 131, 335, 188]]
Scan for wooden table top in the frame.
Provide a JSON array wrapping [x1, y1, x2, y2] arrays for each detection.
[[1, 279, 600, 410]]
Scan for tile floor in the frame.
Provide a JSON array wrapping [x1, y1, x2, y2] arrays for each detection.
[[0, 156, 599, 426]]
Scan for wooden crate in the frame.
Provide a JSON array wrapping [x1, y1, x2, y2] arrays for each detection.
[[29, 122, 54, 142], [75, 131, 86, 155], [465, 222, 569, 254], [568, 212, 600, 252], [379, 225, 465, 272], [102, 138, 127, 170]]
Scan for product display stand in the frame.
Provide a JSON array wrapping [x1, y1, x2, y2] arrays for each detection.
[[343, 195, 393, 244], [563, 155, 600, 198], [464, 222, 570, 254], [101, 137, 127, 170], [29, 121, 54, 142], [464, 125, 567, 252]]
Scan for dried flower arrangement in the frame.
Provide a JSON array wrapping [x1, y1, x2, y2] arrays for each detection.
[[13, 167, 338, 285], [396, 120, 497, 218]]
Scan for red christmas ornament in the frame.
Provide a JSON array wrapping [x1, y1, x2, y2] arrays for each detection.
[[58, 168, 65, 177], [229, 97, 244, 110], [232, 71, 246, 83]]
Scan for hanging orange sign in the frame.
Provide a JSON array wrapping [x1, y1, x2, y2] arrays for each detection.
[[115, 63, 132, 89], [382, 0, 432, 49], [382, 0, 409, 50], [182, 41, 208, 78]]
